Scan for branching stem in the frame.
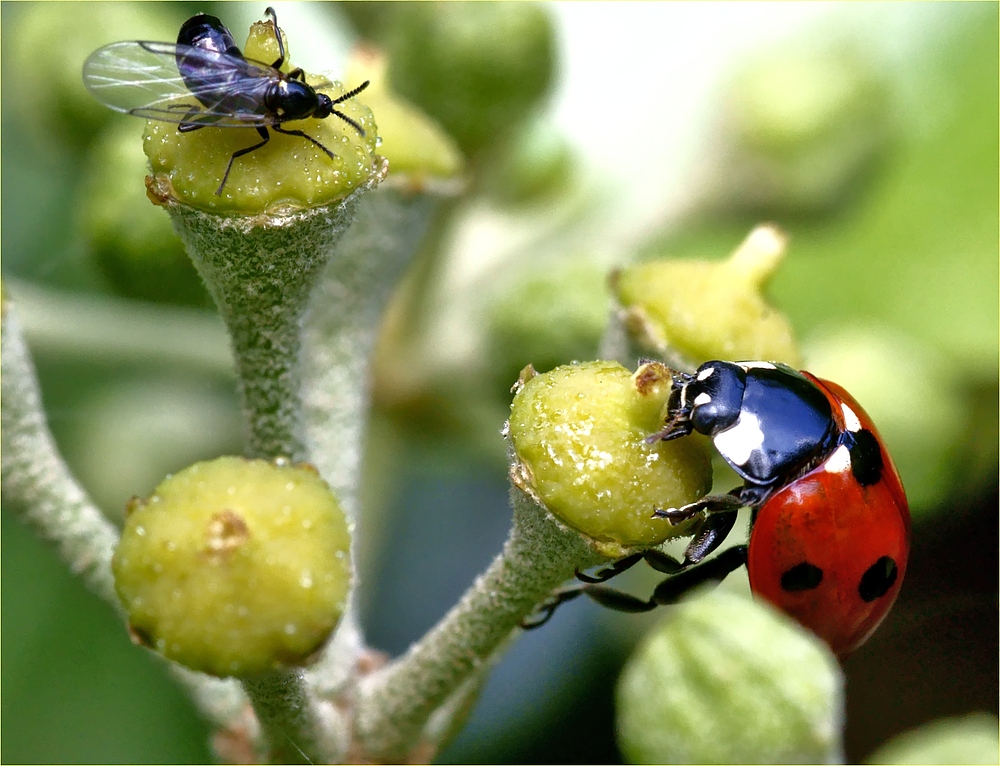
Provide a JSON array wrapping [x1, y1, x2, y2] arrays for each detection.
[[352, 476, 608, 762]]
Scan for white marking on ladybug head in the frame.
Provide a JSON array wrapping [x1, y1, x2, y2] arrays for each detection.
[[841, 402, 862, 432], [713, 411, 765, 467], [697, 366, 716, 381], [824, 444, 852, 474], [737, 360, 777, 370], [693, 392, 712, 406]]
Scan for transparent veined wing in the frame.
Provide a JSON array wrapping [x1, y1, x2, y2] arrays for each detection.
[[82, 41, 279, 127]]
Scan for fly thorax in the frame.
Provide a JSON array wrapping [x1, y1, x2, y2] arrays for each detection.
[[267, 80, 318, 121]]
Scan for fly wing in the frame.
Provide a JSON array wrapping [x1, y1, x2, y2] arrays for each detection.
[[82, 41, 277, 127]]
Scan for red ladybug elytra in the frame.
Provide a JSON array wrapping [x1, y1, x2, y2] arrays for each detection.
[[523, 360, 910, 659], [741, 370, 910, 657]]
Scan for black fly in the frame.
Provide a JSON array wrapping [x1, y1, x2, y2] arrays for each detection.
[[83, 7, 370, 195]]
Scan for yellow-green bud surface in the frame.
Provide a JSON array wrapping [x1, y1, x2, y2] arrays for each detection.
[[345, 46, 463, 184], [616, 589, 843, 764], [508, 361, 712, 552], [143, 20, 379, 214], [112, 456, 352, 678], [616, 225, 800, 366], [866, 713, 1000, 765]]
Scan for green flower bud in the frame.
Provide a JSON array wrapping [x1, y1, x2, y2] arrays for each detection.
[[803, 325, 968, 514], [481, 120, 577, 206], [143, 19, 379, 214], [718, 44, 892, 214], [616, 588, 843, 764], [81, 120, 209, 307], [385, 2, 557, 156], [344, 46, 464, 183], [112, 456, 352, 678], [615, 225, 800, 367], [507, 361, 712, 556], [487, 261, 609, 392], [866, 713, 1000, 765]]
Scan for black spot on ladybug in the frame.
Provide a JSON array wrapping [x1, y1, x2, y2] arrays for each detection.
[[780, 562, 824, 592], [848, 429, 883, 486], [858, 556, 897, 602]]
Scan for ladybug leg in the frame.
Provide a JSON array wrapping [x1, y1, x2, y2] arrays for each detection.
[[652, 491, 744, 524], [640, 549, 686, 575], [570, 546, 747, 614], [580, 585, 660, 613], [520, 588, 585, 629], [575, 552, 644, 583], [682, 510, 739, 564], [576, 548, 685, 584], [645, 418, 693, 444], [647, 545, 747, 605], [521, 546, 748, 628]]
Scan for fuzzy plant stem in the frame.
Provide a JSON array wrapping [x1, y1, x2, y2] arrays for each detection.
[[1, 301, 122, 608], [0, 297, 249, 729], [166, 173, 384, 463], [242, 671, 341, 764], [301, 182, 449, 704], [302, 183, 444, 517], [351, 474, 609, 762]]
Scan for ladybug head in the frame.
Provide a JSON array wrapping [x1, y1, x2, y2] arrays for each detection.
[[687, 361, 747, 436]]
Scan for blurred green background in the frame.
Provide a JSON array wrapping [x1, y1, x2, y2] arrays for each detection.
[[2, 2, 996, 763]]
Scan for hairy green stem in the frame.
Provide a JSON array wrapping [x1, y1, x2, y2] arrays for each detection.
[[159, 161, 386, 762], [300, 182, 450, 707], [1, 300, 122, 608], [165, 163, 386, 462], [243, 670, 341, 764], [352, 474, 608, 762], [302, 182, 444, 517], [1, 296, 249, 730]]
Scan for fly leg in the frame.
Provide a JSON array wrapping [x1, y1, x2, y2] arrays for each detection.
[[216, 126, 271, 195], [154, 103, 210, 133], [264, 7, 286, 70], [272, 124, 336, 161]]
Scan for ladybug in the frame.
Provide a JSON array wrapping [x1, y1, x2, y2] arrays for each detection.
[[523, 360, 910, 659]]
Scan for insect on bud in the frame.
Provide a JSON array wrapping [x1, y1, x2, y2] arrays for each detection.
[[83, 7, 380, 213], [507, 360, 712, 556]]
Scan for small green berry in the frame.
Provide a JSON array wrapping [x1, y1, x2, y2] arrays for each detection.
[[866, 713, 1000, 765], [616, 225, 800, 367], [616, 588, 843, 764], [112, 456, 352, 678], [507, 361, 712, 554], [718, 44, 892, 213], [385, 2, 556, 156], [481, 120, 577, 206], [487, 261, 609, 393]]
